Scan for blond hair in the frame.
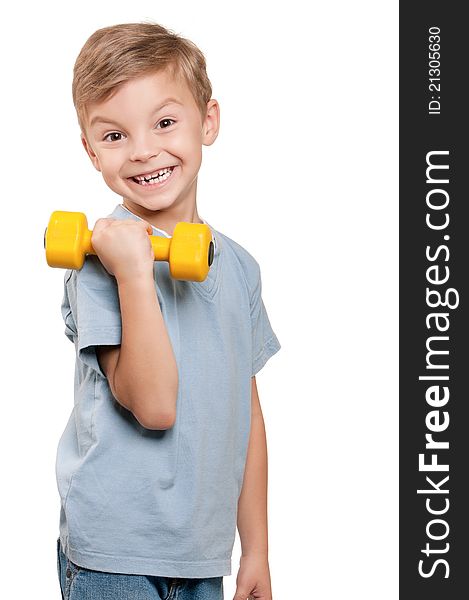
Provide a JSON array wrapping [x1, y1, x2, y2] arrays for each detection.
[[72, 22, 213, 133]]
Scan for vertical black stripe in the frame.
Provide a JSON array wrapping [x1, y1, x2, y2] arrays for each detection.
[[400, 2, 468, 596]]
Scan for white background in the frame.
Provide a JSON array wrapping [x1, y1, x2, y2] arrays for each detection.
[[0, 1, 398, 598]]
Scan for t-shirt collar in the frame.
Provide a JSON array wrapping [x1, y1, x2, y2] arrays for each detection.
[[111, 203, 218, 252]]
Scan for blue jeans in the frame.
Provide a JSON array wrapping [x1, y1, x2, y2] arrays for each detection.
[[57, 538, 224, 599]]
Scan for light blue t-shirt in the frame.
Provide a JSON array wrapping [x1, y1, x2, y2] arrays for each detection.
[[56, 203, 281, 578]]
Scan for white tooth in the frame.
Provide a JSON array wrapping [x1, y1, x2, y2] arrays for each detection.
[[134, 167, 173, 184]]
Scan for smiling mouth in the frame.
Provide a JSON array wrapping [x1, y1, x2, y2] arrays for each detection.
[[130, 166, 176, 185]]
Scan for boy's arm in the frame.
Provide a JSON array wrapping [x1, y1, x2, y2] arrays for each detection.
[[236, 376, 269, 557], [97, 273, 178, 430]]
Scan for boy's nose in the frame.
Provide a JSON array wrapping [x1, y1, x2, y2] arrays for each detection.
[[130, 148, 158, 162], [129, 139, 160, 162], [130, 150, 159, 161]]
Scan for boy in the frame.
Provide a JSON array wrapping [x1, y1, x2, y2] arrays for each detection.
[[56, 22, 281, 600]]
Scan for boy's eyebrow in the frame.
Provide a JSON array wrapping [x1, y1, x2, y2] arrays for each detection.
[[89, 98, 183, 128]]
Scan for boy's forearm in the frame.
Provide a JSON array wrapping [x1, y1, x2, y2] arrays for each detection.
[[113, 273, 179, 427], [237, 410, 269, 557]]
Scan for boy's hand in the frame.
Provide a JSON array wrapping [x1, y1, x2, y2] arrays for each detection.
[[233, 554, 273, 600], [91, 218, 155, 281]]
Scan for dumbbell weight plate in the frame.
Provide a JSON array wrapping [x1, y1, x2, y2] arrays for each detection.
[[45, 211, 91, 270], [166, 221, 214, 282]]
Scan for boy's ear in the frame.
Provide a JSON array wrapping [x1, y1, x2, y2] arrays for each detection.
[[81, 134, 102, 172], [202, 99, 220, 146]]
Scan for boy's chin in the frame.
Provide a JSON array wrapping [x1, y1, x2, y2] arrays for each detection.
[[122, 196, 176, 214]]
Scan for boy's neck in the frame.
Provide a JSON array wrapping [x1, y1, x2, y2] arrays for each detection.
[[121, 200, 203, 236]]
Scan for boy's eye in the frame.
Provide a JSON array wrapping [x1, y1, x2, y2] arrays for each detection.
[[157, 118, 175, 129], [103, 132, 124, 142]]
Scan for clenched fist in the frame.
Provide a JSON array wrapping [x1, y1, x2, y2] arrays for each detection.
[[91, 218, 155, 282]]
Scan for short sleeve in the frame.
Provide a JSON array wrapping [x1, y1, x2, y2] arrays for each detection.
[[250, 264, 281, 376], [61, 256, 122, 377], [61, 270, 77, 344]]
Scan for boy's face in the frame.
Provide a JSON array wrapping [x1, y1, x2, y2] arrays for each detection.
[[81, 69, 219, 220]]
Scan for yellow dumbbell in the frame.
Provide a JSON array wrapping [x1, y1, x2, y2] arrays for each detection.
[[44, 211, 214, 282]]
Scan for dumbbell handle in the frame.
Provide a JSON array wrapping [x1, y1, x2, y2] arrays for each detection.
[[76, 227, 173, 262]]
